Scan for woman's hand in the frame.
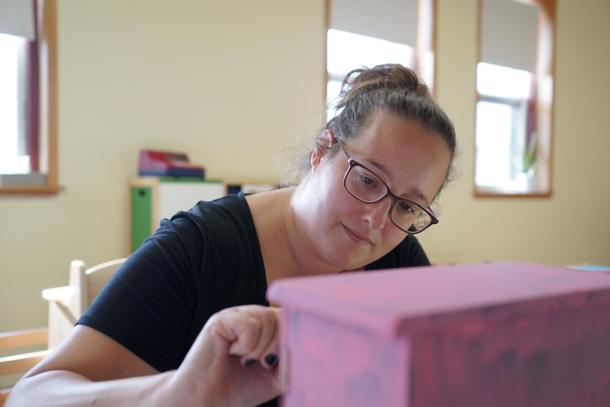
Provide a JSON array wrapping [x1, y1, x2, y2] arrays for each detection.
[[167, 305, 283, 407]]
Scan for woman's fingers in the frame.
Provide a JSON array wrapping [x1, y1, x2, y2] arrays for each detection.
[[260, 307, 281, 369], [246, 307, 279, 369], [217, 306, 281, 368], [260, 322, 280, 369], [223, 310, 263, 363], [173, 305, 283, 407]]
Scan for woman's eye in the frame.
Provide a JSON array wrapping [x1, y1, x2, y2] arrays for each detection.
[[397, 201, 416, 214], [358, 174, 376, 186]]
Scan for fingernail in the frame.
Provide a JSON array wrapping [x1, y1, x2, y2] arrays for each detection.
[[264, 353, 278, 367], [243, 358, 257, 367]]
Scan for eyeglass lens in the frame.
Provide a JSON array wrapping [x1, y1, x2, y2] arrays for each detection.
[[345, 165, 432, 233]]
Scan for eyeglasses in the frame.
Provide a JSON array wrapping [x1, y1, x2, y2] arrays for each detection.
[[336, 138, 439, 234]]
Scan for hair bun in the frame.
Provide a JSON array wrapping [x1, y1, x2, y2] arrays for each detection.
[[337, 64, 429, 109]]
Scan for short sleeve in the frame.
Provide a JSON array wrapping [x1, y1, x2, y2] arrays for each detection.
[[77, 195, 268, 373], [78, 213, 206, 372]]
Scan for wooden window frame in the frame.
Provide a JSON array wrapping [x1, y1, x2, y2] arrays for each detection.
[[323, 0, 438, 115], [0, 0, 58, 195], [474, 0, 556, 199]]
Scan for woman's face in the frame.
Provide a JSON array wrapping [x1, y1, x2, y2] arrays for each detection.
[[297, 110, 452, 271]]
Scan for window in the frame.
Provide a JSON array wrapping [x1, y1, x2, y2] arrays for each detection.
[[325, 0, 436, 121], [476, 63, 534, 190], [0, 34, 30, 174], [0, 0, 57, 194], [475, 0, 555, 196]]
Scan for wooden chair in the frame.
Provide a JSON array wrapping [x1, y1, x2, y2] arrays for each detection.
[[0, 328, 48, 405], [0, 258, 126, 404], [42, 258, 127, 348]]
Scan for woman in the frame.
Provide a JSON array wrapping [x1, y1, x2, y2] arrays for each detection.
[[8, 64, 456, 406]]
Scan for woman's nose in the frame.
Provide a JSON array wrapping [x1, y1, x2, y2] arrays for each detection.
[[363, 197, 393, 230]]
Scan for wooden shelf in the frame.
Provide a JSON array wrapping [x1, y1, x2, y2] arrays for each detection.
[[0, 185, 62, 195]]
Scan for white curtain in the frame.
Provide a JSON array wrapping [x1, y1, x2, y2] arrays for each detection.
[[331, 0, 418, 47], [0, 0, 35, 40], [481, 0, 539, 72]]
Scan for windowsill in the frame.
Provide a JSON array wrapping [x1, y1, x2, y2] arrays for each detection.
[[0, 184, 62, 195], [474, 188, 552, 199]]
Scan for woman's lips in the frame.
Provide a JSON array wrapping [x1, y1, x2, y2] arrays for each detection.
[[341, 224, 373, 245]]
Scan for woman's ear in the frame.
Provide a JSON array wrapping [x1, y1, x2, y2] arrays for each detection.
[[310, 130, 335, 169]]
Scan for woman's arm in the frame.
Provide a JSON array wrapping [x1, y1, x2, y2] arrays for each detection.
[[7, 325, 175, 406], [7, 306, 282, 407]]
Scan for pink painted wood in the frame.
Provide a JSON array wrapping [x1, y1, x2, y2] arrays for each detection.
[[268, 262, 610, 407]]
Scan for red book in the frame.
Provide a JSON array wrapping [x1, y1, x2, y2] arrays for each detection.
[[138, 149, 205, 178]]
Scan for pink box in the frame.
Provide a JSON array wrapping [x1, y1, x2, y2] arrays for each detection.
[[268, 262, 610, 407]]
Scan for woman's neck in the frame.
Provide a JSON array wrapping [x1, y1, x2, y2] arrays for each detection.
[[245, 187, 340, 286]]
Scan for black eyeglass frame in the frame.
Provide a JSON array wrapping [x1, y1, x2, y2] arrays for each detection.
[[336, 138, 439, 234]]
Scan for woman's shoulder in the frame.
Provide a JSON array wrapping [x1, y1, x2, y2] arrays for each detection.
[[187, 193, 251, 221], [144, 194, 261, 267], [166, 194, 254, 235]]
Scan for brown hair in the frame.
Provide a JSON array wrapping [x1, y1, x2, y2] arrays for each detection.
[[329, 64, 455, 155], [285, 64, 457, 190]]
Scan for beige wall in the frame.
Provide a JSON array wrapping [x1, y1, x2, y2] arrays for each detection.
[[0, 0, 326, 331], [1, 0, 609, 332], [418, 0, 610, 265]]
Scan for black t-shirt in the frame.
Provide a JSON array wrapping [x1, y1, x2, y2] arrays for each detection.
[[78, 194, 430, 403]]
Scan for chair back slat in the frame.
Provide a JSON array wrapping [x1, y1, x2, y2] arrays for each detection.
[[0, 328, 48, 351], [0, 329, 48, 403], [46, 258, 127, 348], [84, 258, 126, 306]]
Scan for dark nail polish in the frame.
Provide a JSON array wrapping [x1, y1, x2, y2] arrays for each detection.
[[264, 353, 278, 367], [244, 358, 257, 367]]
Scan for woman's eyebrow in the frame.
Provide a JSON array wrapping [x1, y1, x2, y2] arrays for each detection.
[[367, 158, 430, 206], [367, 158, 392, 180]]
